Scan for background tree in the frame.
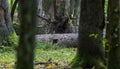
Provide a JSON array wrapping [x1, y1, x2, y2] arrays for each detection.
[[11, 0, 18, 21], [38, 0, 79, 34], [16, 0, 37, 69], [41, 0, 72, 33], [0, 0, 17, 46], [11, 0, 80, 34], [70, 0, 106, 69], [107, 0, 120, 69]]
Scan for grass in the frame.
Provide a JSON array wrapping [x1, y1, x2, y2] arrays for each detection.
[[0, 41, 76, 69]]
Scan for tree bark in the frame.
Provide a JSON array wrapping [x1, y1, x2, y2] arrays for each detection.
[[41, 0, 73, 34], [37, 0, 43, 25], [36, 33, 78, 47], [50, 0, 72, 33], [11, 0, 18, 21], [16, 0, 37, 69], [107, 0, 120, 69], [70, 0, 106, 69], [0, 0, 15, 46]]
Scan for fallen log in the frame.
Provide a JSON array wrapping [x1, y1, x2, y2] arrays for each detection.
[[36, 33, 78, 47]]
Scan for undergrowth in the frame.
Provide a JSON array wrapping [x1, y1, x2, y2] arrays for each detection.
[[0, 41, 76, 69]]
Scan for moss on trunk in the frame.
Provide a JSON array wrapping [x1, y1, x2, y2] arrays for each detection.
[[107, 0, 120, 69], [70, 49, 106, 69], [0, 0, 17, 46], [8, 32, 18, 46], [70, 0, 106, 68]]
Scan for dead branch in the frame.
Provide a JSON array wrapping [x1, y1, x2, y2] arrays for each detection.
[[37, 15, 52, 23]]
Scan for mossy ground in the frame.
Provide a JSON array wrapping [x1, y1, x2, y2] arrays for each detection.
[[0, 42, 76, 69]]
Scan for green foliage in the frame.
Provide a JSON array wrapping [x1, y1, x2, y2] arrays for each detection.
[[102, 38, 107, 48], [70, 50, 82, 68], [0, 41, 76, 69], [0, 36, 6, 46], [70, 46, 106, 69], [36, 40, 61, 50], [0, 31, 18, 47], [0, 46, 16, 62], [8, 32, 18, 47], [0, 46, 13, 53], [89, 33, 98, 38], [70, 50, 96, 68], [0, 46, 15, 69], [35, 47, 76, 64], [8, 0, 15, 9], [104, 0, 108, 14]]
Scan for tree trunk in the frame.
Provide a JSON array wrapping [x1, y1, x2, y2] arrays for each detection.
[[107, 0, 120, 69], [36, 33, 78, 47], [16, 0, 37, 69], [0, 0, 15, 46], [37, 0, 43, 25], [41, 0, 73, 34], [70, 0, 106, 69], [50, 0, 72, 33], [11, 0, 18, 21]]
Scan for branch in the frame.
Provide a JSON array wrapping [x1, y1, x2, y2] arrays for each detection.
[[34, 62, 51, 65], [11, 0, 18, 21], [37, 15, 52, 23], [34, 58, 52, 65]]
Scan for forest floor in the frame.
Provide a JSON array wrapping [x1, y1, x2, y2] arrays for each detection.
[[0, 42, 76, 69]]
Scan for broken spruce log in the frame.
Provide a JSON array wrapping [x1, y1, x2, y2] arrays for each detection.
[[36, 33, 78, 47]]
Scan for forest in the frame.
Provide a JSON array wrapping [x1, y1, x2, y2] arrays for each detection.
[[0, 0, 120, 69]]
